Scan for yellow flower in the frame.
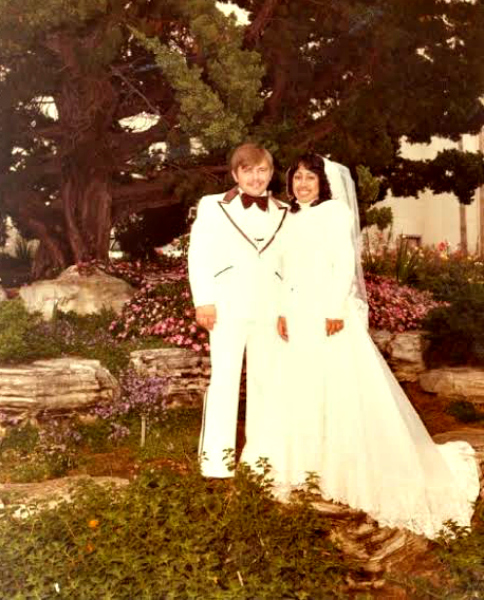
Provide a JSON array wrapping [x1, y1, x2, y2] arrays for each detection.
[[88, 519, 99, 529], [86, 543, 95, 553]]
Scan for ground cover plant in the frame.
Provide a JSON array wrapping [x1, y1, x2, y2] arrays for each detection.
[[1, 406, 484, 600], [0, 465, 359, 600]]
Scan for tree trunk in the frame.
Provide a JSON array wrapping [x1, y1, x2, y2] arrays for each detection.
[[60, 164, 112, 264], [39, 69, 118, 277], [479, 128, 484, 257], [457, 139, 468, 255]]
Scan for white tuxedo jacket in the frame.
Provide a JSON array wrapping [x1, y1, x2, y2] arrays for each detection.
[[188, 187, 288, 322]]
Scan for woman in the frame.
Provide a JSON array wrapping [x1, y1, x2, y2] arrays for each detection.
[[268, 153, 479, 539]]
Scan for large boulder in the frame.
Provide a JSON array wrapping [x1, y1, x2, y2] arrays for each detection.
[[19, 265, 134, 320], [0, 358, 120, 417], [129, 348, 210, 408], [371, 329, 427, 382], [419, 367, 484, 405]]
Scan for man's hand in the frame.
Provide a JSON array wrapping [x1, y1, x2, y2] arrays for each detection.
[[326, 318, 344, 336], [196, 305, 217, 331], [277, 316, 289, 341]]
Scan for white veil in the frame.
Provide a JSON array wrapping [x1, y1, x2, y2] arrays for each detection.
[[321, 157, 369, 328]]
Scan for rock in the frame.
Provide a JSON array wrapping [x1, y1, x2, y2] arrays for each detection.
[[130, 348, 210, 408], [19, 265, 134, 320], [0, 286, 7, 302], [0, 358, 120, 416], [371, 329, 427, 382], [0, 475, 129, 519], [310, 498, 429, 580], [420, 367, 484, 404]]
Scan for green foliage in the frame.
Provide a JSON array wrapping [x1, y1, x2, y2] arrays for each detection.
[[446, 400, 483, 424], [394, 237, 422, 285], [423, 284, 484, 368], [131, 0, 264, 150], [364, 206, 393, 231], [426, 507, 484, 599], [0, 421, 80, 483], [356, 164, 380, 205], [13, 236, 35, 262], [0, 422, 39, 454], [0, 300, 161, 375], [0, 300, 62, 363], [413, 250, 484, 303], [0, 466, 354, 599], [135, 408, 200, 464], [363, 232, 422, 285]]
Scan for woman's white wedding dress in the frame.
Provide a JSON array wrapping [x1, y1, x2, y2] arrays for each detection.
[[257, 199, 480, 539]]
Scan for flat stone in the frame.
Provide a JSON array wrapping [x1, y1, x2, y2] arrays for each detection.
[[0, 475, 129, 518], [420, 367, 484, 403], [130, 348, 210, 408], [19, 265, 134, 320], [0, 358, 120, 415], [371, 329, 426, 382]]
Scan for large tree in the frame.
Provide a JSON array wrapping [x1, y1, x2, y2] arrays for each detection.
[[235, 0, 484, 202], [1, 0, 484, 278], [0, 0, 264, 277]]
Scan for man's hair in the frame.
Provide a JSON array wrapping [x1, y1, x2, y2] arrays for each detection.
[[229, 143, 273, 172]]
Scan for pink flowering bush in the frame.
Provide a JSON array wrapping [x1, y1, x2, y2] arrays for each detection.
[[109, 280, 209, 353], [366, 275, 445, 332]]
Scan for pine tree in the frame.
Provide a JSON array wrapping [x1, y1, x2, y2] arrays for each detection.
[[236, 0, 484, 201], [0, 0, 263, 277]]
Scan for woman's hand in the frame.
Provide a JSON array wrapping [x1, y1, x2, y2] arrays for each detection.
[[277, 316, 289, 341], [326, 318, 344, 336]]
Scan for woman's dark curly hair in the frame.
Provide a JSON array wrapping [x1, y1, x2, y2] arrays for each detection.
[[286, 153, 332, 213]]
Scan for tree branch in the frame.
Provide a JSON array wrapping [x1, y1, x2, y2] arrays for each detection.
[[110, 118, 172, 162], [244, 0, 282, 46], [111, 181, 182, 223], [295, 48, 379, 149]]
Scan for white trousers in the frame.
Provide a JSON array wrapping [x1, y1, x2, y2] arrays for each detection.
[[199, 318, 280, 477]]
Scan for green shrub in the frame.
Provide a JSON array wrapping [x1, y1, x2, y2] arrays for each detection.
[[446, 400, 483, 423], [423, 284, 484, 367], [0, 422, 39, 454], [0, 468, 354, 599], [0, 419, 81, 483], [413, 248, 484, 302], [0, 300, 63, 363]]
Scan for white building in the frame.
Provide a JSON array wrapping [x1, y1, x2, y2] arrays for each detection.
[[378, 129, 484, 254]]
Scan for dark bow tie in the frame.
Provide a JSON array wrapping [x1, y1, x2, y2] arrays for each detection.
[[241, 193, 269, 212]]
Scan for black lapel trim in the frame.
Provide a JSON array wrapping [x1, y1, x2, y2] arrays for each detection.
[[221, 186, 239, 204], [259, 207, 288, 254], [218, 201, 258, 250]]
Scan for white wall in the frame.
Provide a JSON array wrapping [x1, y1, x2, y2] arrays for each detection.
[[378, 132, 482, 252]]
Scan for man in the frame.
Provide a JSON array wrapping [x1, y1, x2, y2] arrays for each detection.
[[188, 143, 288, 478]]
